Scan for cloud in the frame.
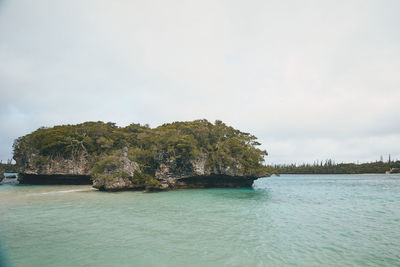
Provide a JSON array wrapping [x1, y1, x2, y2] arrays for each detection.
[[0, 0, 399, 163]]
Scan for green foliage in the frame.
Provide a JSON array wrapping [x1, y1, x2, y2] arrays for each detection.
[[90, 155, 122, 182], [274, 160, 400, 174], [91, 155, 121, 175], [13, 122, 130, 160], [113, 171, 130, 179], [0, 163, 17, 173], [13, 119, 273, 177], [128, 147, 157, 174], [131, 171, 161, 188]]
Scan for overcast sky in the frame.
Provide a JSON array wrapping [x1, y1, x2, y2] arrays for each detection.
[[0, 0, 399, 164]]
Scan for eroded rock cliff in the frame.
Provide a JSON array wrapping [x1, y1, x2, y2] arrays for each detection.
[[16, 148, 92, 184], [153, 151, 263, 189]]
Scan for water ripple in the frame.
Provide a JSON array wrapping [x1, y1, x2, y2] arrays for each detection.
[[0, 175, 399, 266]]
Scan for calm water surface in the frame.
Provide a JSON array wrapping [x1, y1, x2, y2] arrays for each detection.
[[0, 174, 399, 266]]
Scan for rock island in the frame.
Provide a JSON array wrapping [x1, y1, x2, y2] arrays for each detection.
[[13, 120, 276, 191]]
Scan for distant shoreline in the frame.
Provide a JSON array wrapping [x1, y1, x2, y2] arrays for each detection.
[[274, 161, 400, 175], [280, 173, 389, 175]]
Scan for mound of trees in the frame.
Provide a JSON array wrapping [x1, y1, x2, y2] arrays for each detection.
[[13, 119, 275, 179]]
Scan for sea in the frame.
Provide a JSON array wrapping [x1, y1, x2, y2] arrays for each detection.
[[0, 174, 399, 267]]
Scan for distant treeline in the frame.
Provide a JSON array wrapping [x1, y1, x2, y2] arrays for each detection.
[[0, 163, 17, 173], [274, 160, 400, 174]]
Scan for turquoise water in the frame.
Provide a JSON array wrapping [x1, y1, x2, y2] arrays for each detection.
[[0, 174, 399, 266]]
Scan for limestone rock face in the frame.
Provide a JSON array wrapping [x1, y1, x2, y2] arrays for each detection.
[[16, 148, 92, 184], [92, 147, 143, 191], [17, 148, 269, 191], [18, 150, 91, 176], [92, 177, 143, 191], [119, 147, 140, 176], [154, 152, 265, 190]]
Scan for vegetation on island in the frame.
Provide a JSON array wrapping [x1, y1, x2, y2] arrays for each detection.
[[274, 159, 400, 174], [13, 120, 276, 183], [0, 162, 16, 180], [0, 162, 17, 173]]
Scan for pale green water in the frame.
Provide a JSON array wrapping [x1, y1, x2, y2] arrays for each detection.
[[0, 174, 399, 266]]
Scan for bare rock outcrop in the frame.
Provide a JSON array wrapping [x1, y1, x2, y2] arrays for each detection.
[[153, 151, 266, 190], [92, 147, 145, 191], [16, 148, 269, 190], [17, 149, 92, 184]]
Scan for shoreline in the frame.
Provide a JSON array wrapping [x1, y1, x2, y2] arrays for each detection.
[[280, 173, 390, 175]]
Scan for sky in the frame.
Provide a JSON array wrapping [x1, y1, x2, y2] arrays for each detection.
[[0, 0, 399, 165]]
